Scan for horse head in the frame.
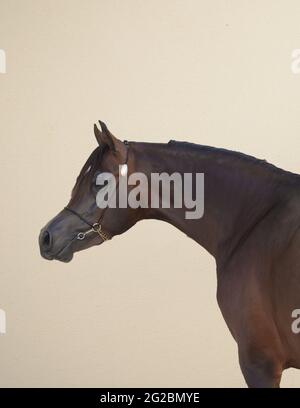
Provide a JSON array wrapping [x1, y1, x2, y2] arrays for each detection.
[[39, 121, 138, 262]]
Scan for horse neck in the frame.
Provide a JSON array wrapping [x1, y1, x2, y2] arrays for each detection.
[[129, 141, 281, 261]]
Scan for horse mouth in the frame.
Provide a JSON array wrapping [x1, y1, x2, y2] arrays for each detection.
[[40, 239, 75, 263], [55, 252, 74, 263], [40, 250, 74, 263], [51, 244, 74, 262]]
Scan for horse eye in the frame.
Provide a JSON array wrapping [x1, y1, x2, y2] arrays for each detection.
[[93, 171, 100, 183], [93, 172, 105, 190], [96, 183, 105, 191]]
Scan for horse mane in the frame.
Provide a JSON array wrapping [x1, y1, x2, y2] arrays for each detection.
[[168, 140, 300, 181], [74, 139, 299, 191]]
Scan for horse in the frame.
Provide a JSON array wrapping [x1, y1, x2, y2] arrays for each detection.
[[39, 121, 300, 387]]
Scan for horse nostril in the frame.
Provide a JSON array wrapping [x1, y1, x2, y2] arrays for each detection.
[[42, 230, 52, 249]]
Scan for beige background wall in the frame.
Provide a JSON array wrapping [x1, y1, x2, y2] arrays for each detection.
[[0, 0, 300, 387]]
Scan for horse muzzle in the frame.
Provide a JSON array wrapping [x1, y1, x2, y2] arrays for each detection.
[[39, 227, 74, 263]]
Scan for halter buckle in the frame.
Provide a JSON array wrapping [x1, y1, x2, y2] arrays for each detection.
[[92, 223, 101, 233]]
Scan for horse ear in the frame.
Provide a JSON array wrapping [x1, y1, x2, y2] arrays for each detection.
[[98, 121, 116, 151], [94, 123, 104, 146], [94, 121, 127, 160]]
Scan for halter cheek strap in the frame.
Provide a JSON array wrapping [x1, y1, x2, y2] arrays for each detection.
[[65, 140, 129, 243]]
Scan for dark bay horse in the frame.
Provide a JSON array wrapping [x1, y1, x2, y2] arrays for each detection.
[[39, 121, 300, 387]]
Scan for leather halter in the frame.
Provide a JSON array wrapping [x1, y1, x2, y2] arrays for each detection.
[[64, 206, 112, 241], [64, 141, 129, 242]]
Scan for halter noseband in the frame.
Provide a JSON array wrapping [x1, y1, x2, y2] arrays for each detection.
[[64, 140, 129, 243], [64, 206, 112, 241]]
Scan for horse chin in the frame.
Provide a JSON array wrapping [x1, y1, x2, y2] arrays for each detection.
[[53, 245, 74, 263], [55, 252, 74, 263]]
